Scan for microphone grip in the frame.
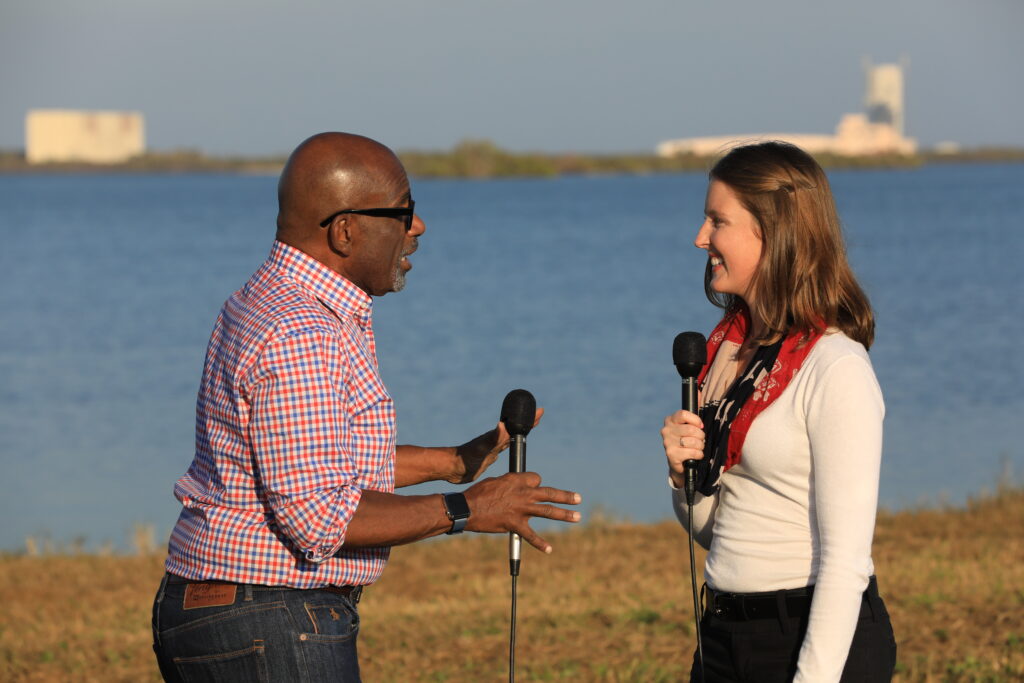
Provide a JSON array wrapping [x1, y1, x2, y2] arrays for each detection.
[[509, 435, 525, 474], [681, 377, 700, 506], [509, 435, 525, 576]]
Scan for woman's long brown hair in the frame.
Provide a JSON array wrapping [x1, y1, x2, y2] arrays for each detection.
[[705, 141, 875, 349]]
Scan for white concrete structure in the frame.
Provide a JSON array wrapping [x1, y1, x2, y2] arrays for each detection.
[[656, 114, 916, 158], [25, 109, 145, 164], [864, 58, 906, 135], [657, 60, 916, 158]]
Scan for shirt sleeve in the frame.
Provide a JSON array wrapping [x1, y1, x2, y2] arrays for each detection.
[[794, 354, 885, 682], [670, 481, 719, 550], [245, 326, 363, 563]]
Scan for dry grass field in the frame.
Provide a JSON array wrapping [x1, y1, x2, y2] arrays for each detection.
[[2, 488, 1021, 682]]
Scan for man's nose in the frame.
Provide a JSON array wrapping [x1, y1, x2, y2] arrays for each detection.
[[410, 214, 426, 236]]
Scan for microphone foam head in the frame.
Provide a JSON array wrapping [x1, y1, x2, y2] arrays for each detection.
[[673, 331, 707, 379], [500, 389, 536, 437]]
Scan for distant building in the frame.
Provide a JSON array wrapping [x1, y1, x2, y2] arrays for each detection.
[[864, 57, 906, 136], [656, 113, 916, 158], [25, 109, 145, 164], [657, 59, 915, 158]]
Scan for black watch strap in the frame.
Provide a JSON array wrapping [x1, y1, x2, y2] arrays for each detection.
[[441, 492, 470, 534]]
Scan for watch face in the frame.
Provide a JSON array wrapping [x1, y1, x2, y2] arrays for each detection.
[[443, 492, 470, 535], [443, 492, 470, 520]]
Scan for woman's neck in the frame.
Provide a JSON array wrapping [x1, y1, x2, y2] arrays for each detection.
[[744, 302, 768, 344]]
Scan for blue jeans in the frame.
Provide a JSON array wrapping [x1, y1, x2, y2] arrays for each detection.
[[152, 574, 362, 682]]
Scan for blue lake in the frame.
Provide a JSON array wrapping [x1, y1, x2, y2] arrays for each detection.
[[1, 164, 1022, 550]]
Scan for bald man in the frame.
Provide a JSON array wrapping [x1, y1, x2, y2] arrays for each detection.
[[151, 133, 581, 682]]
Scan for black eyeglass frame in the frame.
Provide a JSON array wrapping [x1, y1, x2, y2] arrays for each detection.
[[318, 199, 415, 230]]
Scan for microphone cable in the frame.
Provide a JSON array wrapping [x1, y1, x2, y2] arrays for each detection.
[[509, 566, 519, 683], [685, 469, 705, 683]]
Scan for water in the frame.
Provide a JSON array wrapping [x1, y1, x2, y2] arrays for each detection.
[[1, 165, 1022, 550]]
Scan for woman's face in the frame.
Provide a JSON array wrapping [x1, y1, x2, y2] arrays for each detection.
[[694, 179, 763, 305]]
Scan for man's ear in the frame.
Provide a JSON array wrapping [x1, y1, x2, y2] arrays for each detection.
[[326, 216, 355, 257]]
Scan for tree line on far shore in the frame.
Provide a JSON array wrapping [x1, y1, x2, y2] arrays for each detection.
[[2, 139, 1024, 177]]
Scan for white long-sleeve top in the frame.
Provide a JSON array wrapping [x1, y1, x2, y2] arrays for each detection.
[[672, 331, 884, 682]]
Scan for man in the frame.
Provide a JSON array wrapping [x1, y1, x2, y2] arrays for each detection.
[[151, 132, 581, 681]]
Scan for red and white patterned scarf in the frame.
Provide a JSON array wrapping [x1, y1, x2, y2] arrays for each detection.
[[694, 306, 823, 493]]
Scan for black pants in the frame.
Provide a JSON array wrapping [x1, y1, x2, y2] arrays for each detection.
[[690, 577, 896, 682]]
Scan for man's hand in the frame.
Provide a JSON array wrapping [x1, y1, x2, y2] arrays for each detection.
[[463, 471, 581, 554], [446, 408, 544, 484]]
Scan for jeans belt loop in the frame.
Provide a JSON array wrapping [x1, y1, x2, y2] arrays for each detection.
[[244, 584, 254, 602], [157, 572, 169, 603], [154, 573, 169, 649]]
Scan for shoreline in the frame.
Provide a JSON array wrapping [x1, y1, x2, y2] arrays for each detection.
[[3, 145, 1023, 179], [7, 478, 1018, 556]]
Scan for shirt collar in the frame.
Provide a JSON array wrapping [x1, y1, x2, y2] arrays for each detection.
[[268, 240, 373, 328]]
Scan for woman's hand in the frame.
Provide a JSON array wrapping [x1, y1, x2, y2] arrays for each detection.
[[661, 410, 706, 488]]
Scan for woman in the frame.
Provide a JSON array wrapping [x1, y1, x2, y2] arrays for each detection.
[[661, 141, 896, 682]]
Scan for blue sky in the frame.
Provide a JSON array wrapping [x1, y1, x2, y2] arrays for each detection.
[[1, 0, 1022, 155]]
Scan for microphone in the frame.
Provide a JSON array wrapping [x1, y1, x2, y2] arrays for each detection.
[[500, 389, 536, 577], [673, 332, 708, 681], [672, 332, 706, 505]]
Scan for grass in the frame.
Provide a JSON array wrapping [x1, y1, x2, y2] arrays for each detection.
[[1, 488, 1022, 681]]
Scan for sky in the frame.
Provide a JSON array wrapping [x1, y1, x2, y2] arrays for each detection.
[[1, 0, 1022, 156]]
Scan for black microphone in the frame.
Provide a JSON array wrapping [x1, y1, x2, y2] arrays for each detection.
[[673, 332, 706, 505], [500, 389, 536, 577], [673, 332, 708, 681]]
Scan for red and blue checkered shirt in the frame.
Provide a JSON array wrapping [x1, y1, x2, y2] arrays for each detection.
[[165, 241, 396, 588]]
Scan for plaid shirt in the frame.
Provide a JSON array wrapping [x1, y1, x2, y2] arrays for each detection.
[[165, 241, 396, 588]]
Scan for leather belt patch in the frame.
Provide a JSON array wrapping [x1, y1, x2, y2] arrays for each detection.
[[183, 583, 238, 610]]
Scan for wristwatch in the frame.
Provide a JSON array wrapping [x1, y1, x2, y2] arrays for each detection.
[[441, 492, 471, 534]]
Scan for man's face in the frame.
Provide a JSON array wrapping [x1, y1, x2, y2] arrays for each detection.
[[348, 177, 425, 297], [390, 212, 425, 293]]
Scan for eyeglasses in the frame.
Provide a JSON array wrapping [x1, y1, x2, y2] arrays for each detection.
[[319, 199, 416, 231]]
